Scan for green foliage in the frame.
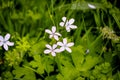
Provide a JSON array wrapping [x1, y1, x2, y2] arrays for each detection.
[[56, 54, 79, 80], [29, 54, 55, 75], [29, 40, 47, 56], [0, 0, 120, 79], [12, 66, 36, 80], [1, 71, 13, 80], [91, 62, 113, 80], [5, 49, 23, 66], [29, 55, 45, 74]]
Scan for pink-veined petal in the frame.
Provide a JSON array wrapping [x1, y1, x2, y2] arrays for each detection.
[[44, 50, 51, 54], [69, 25, 77, 29], [60, 22, 65, 27], [52, 26, 56, 33], [55, 32, 61, 36], [54, 35, 59, 41], [0, 36, 3, 41], [67, 42, 74, 47], [62, 17, 67, 22], [69, 18, 75, 24], [0, 42, 3, 46], [45, 29, 52, 34], [65, 47, 72, 53], [63, 38, 67, 44], [46, 44, 52, 49], [5, 33, 10, 41], [51, 52, 56, 56], [6, 41, 14, 46], [57, 42, 64, 46], [3, 44, 8, 51], [53, 44, 57, 49], [60, 47, 65, 52]]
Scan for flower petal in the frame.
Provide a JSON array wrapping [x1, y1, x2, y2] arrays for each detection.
[[0, 36, 3, 41], [66, 26, 70, 32], [6, 41, 14, 46], [62, 17, 67, 22], [54, 35, 59, 41], [86, 49, 90, 54], [60, 22, 65, 27], [0, 42, 3, 46], [59, 47, 65, 52], [53, 44, 57, 49], [49, 35, 53, 38], [69, 25, 77, 29], [67, 42, 74, 47], [69, 18, 75, 24], [46, 44, 52, 49], [3, 44, 8, 51], [54, 49, 61, 53], [44, 50, 51, 54], [63, 38, 67, 44], [88, 3, 96, 9], [57, 42, 64, 46], [51, 52, 56, 56], [5, 33, 10, 41], [45, 29, 52, 34], [55, 32, 61, 36], [52, 26, 56, 33], [65, 47, 72, 53]]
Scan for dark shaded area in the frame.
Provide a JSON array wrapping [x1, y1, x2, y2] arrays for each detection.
[[108, 0, 120, 8]]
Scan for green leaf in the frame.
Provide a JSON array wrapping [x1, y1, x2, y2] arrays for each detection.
[[43, 56, 54, 74], [29, 55, 45, 74], [56, 67, 79, 80], [71, 2, 102, 10], [29, 40, 47, 56], [29, 55, 54, 75], [71, 45, 85, 71], [56, 53, 79, 80], [71, 1, 112, 10], [45, 75, 57, 80], [12, 66, 36, 80], [81, 55, 102, 71], [72, 45, 102, 71], [1, 71, 13, 80]]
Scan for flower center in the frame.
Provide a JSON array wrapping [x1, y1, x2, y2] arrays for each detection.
[[65, 21, 70, 27], [64, 44, 67, 48], [3, 40, 7, 43], [51, 48, 54, 52]]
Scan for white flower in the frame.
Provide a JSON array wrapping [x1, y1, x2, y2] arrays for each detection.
[[0, 33, 14, 51], [88, 3, 96, 9], [59, 17, 77, 32], [57, 38, 74, 53], [45, 26, 61, 41], [44, 44, 60, 56], [85, 49, 90, 54]]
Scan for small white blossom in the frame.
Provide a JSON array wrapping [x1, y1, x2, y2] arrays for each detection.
[[59, 17, 77, 32], [57, 38, 74, 53], [85, 49, 90, 54], [44, 44, 60, 56], [0, 33, 14, 51], [88, 3, 96, 9], [45, 26, 61, 41]]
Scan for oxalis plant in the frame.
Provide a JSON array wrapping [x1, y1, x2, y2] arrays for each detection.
[[0, 0, 120, 80]]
